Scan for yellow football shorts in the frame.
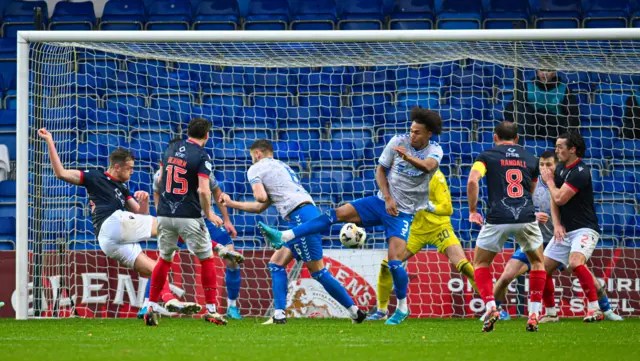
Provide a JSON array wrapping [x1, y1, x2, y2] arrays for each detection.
[[407, 224, 461, 254]]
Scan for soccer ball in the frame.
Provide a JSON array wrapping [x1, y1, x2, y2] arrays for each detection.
[[339, 223, 366, 248]]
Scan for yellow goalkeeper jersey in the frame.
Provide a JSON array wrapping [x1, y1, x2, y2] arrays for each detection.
[[410, 169, 453, 234]]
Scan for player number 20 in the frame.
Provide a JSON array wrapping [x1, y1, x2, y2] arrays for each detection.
[[165, 165, 188, 195], [505, 169, 524, 198]]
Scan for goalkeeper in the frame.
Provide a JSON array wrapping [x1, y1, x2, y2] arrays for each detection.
[[367, 169, 478, 321]]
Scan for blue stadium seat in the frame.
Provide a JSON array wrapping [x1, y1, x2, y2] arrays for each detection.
[[201, 86, 245, 107], [129, 167, 154, 194], [437, 0, 483, 30], [127, 106, 180, 131], [272, 141, 305, 165], [78, 132, 128, 163], [130, 130, 172, 162], [582, 0, 629, 28], [103, 91, 147, 113], [0, 215, 15, 241], [146, 0, 191, 30], [83, 110, 128, 133], [193, 0, 239, 30], [581, 127, 616, 159], [308, 141, 363, 170], [484, 0, 529, 29], [389, 0, 435, 30], [534, 0, 581, 29], [596, 169, 637, 203], [397, 87, 440, 110], [338, 0, 385, 30], [49, 1, 96, 31], [214, 166, 250, 195], [100, 0, 145, 30], [280, 106, 325, 129], [523, 138, 553, 154], [0, 179, 16, 203], [249, 89, 293, 108], [0, 132, 16, 161], [330, 128, 375, 150], [244, 0, 290, 30], [613, 139, 640, 159], [126, 59, 168, 78], [149, 89, 194, 113], [350, 91, 393, 114], [596, 203, 635, 237], [0, 110, 16, 132], [228, 128, 274, 142], [2, 1, 48, 37], [291, 0, 337, 30], [303, 178, 339, 204], [212, 142, 253, 165]]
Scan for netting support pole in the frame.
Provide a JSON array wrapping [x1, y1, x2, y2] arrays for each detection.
[[15, 34, 30, 320]]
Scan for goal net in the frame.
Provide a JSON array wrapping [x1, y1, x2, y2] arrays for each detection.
[[16, 30, 640, 319]]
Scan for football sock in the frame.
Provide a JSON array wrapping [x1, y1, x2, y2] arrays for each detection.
[[455, 259, 478, 293], [269, 263, 288, 311], [225, 266, 241, 302], [312, 268, 355, 309], [543, 275, 556, 308], [160, 281, 175, 303], [377, 260, 392, 312], [598, 296, 612, 312], [545, 307, 557, 316], [573, 265, 598, 303], [206, 304, 217, 314], [274, 309, 286, 320], [473, 266, 495, 305], [529, 270, 546, 316], [228, 299, 237, 308], [287, 209, 337, 241], [388, 260, 408, 308], [149, 258, 171, 303], [143, 278, 150, 307], [200, 257, 218, 306], [397, 297, 408, 314]]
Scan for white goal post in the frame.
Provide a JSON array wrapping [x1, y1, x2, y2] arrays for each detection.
[[16, 29, 640, 320]]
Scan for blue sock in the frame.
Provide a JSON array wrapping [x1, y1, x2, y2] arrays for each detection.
[[268, 263, 287, 311], [226, 266, 241, 302], [291, 209, 336, 239], [388, 260, 408, 300], [312, 268, 354, 309], [144, 278, 151, 299], [598, 295, 611, 312]]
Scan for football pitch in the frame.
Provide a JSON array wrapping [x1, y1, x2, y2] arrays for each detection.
[[1, 318, 638, 361]]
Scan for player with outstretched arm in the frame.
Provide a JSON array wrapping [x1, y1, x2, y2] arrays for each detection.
[[258, 106, 444, 325], [220, 139, 367, 325]]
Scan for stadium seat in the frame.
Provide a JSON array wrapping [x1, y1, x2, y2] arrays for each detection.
[[338, 0, 385, 30], [0, 215, 15, 241], [484, 0, 529, 29], [581, 127, 616, 158], [0, 179, 15, 203], [397, 87, 441, 109], [303, 178, 339, 204], [350, 91, 393, 114], [212, 142, 253, 165], [249, 90, 293, 109], [613, 139, 640, 159], [0, 132, 16, 161], [103, 91, 147, 114], [280, 107, 326, 129], [596, 203, 635, 237], [1, 1, 48, 37], [201, 87, 245, 107], [534, 0, 581, 29], [582, 0, 629, 28], [49, 1, 96, 31], [99, 0, 145, 30], [193, 0, 240, 30], [130, 130, 172, 162], [0, 110, 16, 132], [388, 0, 435, 30], [244, 0, 290, 30], [146, 0, 192, 31], [149, 89, 194, 113], [78, 132, 128, 163], [330, 128, 375, 150], [436, 0, 483, 30], [291, 0, 337, 30], [129, 167, 154, 195], [84, 110, 128, 133]]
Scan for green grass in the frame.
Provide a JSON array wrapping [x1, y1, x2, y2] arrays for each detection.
[[1, 318, 639, 361]]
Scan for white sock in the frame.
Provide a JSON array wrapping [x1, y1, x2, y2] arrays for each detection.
[[281, 230, 295, 242], [206, 304, 217, 314], [228, 298, 237, 308], [529, 301, 541, 316], [485, 300, 496, 311], [378, 307, 388, 314], [348, 305, 359, 319], [397, 298, 408, 313], [274, 309, 286, 320], [149, 301, 160, 312], [588, 300, 599, 311], [545, 306, 557, 316]]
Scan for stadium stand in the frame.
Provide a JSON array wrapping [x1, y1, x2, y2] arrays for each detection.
[[0, 0, 637, 251]]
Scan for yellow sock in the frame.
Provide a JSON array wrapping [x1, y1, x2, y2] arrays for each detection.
[[377, 259, 393, 311], [456, 259, 479, 294]]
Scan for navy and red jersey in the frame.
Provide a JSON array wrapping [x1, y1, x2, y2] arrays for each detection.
[[553, 158, 599, 233], [473, 144, 539, 224], [79, 169, 131, 236], [157, 139, 212, 218]]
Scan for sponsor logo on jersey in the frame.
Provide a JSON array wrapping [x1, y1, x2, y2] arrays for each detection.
[[506, 148, 520, 158]]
